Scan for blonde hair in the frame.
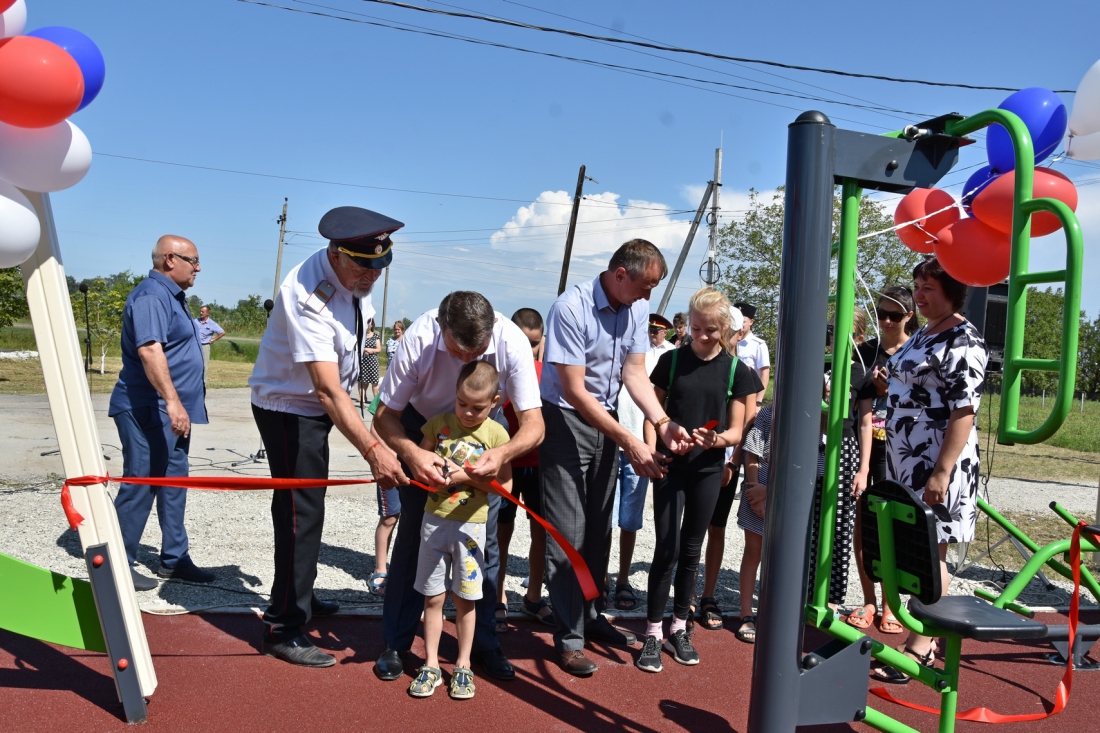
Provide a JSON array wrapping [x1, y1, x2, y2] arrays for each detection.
[[688, 287, 734, 352], [851, 307, 867, 341]]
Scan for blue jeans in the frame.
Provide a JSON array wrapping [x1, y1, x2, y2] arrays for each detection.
[[113, 406, 191, 568], [613, 453, 649, 532]]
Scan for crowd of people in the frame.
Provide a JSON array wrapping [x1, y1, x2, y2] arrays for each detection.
[[107, 206, 987, 700]]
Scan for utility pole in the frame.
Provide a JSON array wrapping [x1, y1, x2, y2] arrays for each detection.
[[272, 198, 288, 304], [657, 180, 714, 316], [702, 147, 723, 286], [558, 165, 598, 295]]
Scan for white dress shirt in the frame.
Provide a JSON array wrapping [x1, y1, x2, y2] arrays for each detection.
[[250, 248, 374, 416], [737, 332, 771, 382], [617, 340, 674, 439], [379, 308, 541, 420]]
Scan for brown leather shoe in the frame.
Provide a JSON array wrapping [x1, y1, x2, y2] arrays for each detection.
[[559, 650, 597, 677]]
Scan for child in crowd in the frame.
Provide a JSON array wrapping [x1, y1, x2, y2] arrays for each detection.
[[637, 288, 757, 673], [734, 404, 771, 643], [409, 361, 512, 700], [495, 308, 554, 630], [370, 486, 400, 596]]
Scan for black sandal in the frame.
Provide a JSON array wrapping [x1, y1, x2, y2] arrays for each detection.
[[869, 644, 936, 685], [494, 603, 509, 633], [735, 615, 756, 644], [697, 597, 724, 630], [613, 584, 638, 611]]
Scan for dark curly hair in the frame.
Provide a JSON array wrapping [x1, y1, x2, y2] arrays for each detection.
[[912, 257, 967, 312]]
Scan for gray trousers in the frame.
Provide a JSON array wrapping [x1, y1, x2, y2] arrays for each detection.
[[200, 343, 211, 382], [539, 401, 619, 653]]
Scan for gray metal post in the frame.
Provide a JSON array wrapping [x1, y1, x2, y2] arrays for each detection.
[[272, 198, 288, 305], [657, 180, 713, 315], [747, 111, 836, 733]]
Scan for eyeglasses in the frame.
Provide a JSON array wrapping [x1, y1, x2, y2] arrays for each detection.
[[876, 308, 907, 323], [648, 327, 666, 334], [171, 253, 200, 268]]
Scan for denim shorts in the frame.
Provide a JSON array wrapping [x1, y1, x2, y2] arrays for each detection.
[[377, 484, 401, 518], [612, 452, 649, 532]]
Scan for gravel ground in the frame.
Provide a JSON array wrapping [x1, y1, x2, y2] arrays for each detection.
[[1, 390, 1097, 620]]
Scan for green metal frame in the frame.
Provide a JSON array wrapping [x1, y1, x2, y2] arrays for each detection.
[[807, 108, 1085, 732]]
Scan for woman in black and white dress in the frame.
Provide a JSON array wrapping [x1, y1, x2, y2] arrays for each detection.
[[358, 319, 381, 405], [872, 257, 987, 682]]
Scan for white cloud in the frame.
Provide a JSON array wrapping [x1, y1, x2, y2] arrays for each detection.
[[489, 190, 694, 275]]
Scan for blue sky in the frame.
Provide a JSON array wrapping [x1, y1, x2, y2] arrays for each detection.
[[29, 0, 1100, 325]]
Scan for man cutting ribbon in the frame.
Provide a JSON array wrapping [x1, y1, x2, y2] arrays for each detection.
[[249, 206, 409, 668]]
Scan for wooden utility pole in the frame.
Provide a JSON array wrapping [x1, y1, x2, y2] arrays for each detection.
[[272, 198, 288, 304], [558, 165, 597, 295]]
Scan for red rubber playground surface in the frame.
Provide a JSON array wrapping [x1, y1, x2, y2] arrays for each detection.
[[1, 610, 1097, 732]]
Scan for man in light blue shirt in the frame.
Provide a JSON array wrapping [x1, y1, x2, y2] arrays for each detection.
[[109, 235, 214, 591], [193, 305, 225, 383], [539, 239, 692, 676]]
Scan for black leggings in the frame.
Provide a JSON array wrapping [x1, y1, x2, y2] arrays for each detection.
[[646, 469, 724, 623]]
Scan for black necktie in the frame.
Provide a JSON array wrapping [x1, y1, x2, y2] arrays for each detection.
[[354, 297, 363, 382]]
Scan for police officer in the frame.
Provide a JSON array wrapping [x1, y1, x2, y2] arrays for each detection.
[[250, 206, 409, 667]]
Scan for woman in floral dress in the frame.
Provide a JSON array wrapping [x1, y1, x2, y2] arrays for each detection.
[[872, 257, 988, 683]]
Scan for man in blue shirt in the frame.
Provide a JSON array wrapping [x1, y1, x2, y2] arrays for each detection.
[[193, 305, 225, 383], [540, 239, 692, 676], [109, 235, 215, 591]]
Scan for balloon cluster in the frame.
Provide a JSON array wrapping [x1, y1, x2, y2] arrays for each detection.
[[0, 0, 104, 268], [893, 86, 1078, 288], [1067, 60, 1100, 161]]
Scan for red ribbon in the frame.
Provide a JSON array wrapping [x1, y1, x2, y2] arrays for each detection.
[[870, 521, 1090, 723], [61, 471, 599, 602]]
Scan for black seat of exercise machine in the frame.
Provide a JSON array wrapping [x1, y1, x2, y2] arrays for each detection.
[[909, 595, 1047, 641], [861, 480, 1047, 641]]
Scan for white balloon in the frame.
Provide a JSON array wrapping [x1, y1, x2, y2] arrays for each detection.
[[1069, 59, 1100, 137], [0, 0, 26, 39], [0, 180, 41, 268], [0, 120, 92, 192], [1067, 130, 1100, 161]]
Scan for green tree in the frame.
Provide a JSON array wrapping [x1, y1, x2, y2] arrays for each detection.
[[1020, 288, 1076, 395], [715, 186, 922, 352], [71, 271, 142, 373], [1079, 313, 1100, 396], [0, 267, 29, 329]]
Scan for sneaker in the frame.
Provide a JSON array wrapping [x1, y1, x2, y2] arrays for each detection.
[[449, 666, 476, 700], [521, 575, 530, 588], [408, 665, 442, 697], [636, 635, 663, 673], [665, 629, 700, 666]]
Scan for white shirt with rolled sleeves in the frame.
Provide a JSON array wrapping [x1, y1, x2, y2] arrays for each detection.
[[249, 248, 374, 417], [540, 275, 651, 411], [378, 308, 541, 420], [617, 341, 674, 439], [737, 332, 771, 382]]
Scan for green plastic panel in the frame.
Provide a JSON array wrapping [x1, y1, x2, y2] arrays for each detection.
[[0, 552, 106, 652]]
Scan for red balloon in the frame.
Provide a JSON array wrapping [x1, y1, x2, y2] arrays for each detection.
[[971, 168, 1078, 237], [893, 188, 961, 254], [933, 217, 1011, 287], [0, 37, 84, 129], [0, 1, 15, 12]]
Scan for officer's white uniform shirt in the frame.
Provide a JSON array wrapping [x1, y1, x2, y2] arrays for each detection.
[[737, 331, 771, 382], [250, 248, 374, 416], [379, 308, 540, 420], [617, 340, 674, 440]]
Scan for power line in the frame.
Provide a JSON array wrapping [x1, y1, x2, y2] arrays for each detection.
[[93, 151, 683, 211], [237, 0, 913, 127], [345, 0, 1076, 93]]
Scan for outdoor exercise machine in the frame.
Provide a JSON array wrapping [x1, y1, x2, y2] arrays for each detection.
[[746, 106, 1086, 732]]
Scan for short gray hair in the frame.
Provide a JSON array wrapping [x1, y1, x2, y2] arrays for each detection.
[[608, 239, 668, 280], [438, 291, 495, 351]]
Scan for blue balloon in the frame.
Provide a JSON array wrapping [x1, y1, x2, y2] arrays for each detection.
[[961, 165, 998, 215], [986, 87, 1067, 172], [26, 26, 105, 112]]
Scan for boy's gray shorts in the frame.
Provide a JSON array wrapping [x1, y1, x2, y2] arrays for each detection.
[[414, 514, 486, 601]]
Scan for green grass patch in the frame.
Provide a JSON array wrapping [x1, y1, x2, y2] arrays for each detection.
[[210, 339, 259, 363]]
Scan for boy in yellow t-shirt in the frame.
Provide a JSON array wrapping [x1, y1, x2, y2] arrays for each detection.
[[409, 360, 512, 701]]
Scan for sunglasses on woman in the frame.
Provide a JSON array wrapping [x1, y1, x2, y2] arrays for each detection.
[[876, 308, 907, 323]]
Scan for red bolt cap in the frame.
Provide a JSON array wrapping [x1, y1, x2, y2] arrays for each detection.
[[117, 658, 129, 671], [92, 555, 104, 567]]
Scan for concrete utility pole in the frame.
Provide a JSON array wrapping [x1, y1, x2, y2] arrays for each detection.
[[558, 165, 598, 295], [272, 198, 288, 304], [701, 147, 723, 286]]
